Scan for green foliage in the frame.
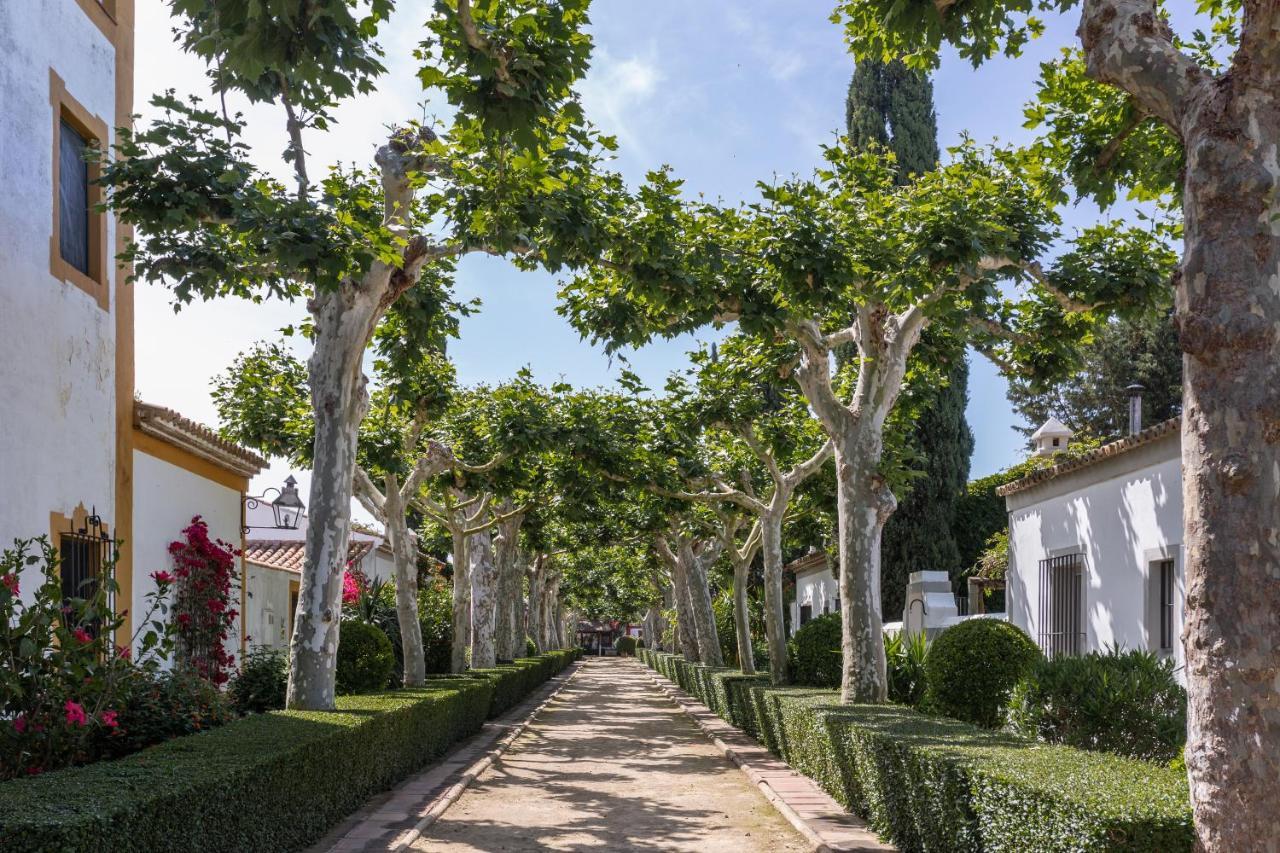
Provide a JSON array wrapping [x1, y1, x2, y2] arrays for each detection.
[[790, 613, 842, 688], [525, 636, 537, 657], [0, 651, 579, 851], [0, 682, 491, 852], [846, 59, 939, 181], [419, 576, 454, 675], [883, 630, 929, 707], [1007, 649, 1187, 763], [335, 622, 394, 695], [924, 619, 1041, 728], [614, 635, 637, 656], [973, 530, 1009, 580], [1007, 307, 1183, 443], [109, 669, 235, 756], [229, 648, 288, 715], [642, 650, 1192, 852], [440, 650, 577, 717]]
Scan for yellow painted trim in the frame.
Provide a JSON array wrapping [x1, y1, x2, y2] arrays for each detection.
[[72, 0, 119, 43], [112, 0, 136, 651], [49, 70, 110, 312], [133, 428, 250, 494]]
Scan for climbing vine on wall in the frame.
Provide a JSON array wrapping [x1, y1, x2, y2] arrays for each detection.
[[168, 517, 239, 685]]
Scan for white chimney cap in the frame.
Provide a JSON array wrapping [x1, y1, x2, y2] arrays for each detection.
[[1031, 417, 1074, 440]]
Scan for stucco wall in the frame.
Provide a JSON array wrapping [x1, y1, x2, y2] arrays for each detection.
[[0, 0, 119, 585], [789, 566, 838, 636], [132, 450, 244, 665], [1006, 438, 1185, 678], [245, 564, 295, 651]]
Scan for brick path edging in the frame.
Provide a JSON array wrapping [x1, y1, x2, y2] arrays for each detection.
[[636, 662, 895, 853], [313, 661, 584, 853]]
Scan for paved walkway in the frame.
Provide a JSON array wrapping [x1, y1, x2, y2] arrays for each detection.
[[413, 657, 807, 852]]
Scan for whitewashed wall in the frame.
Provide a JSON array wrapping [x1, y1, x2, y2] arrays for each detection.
[[0, 0, 119, 587], [1006, 434, 1185, 679], [244, 564, 294, 651], [789, 566, 838, 636], [131, 450, 244, 665]]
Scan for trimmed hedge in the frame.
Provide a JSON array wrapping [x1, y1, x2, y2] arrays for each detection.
[[923, 619, 1040, 728], [0, 650, 580, 852], [640, 650, 1192, 852], [435, 649, 580, 718]]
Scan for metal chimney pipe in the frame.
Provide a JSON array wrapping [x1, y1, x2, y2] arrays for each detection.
[[1126, 384, 1145, 435]]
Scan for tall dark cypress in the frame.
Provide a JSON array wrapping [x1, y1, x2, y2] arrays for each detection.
[[845, 59, 975, 620]]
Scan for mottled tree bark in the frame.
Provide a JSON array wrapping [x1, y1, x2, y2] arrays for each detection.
[[758, 510, 789, 683], [730, 553, 756, 675], [468, 527, 498, 669], [678, 538, 724, 667], [493, 506, 525, 660], [527, 556, 546, 653], [449, 518, 472, 673], [657, 537, 701, 661], [381, 478, 426, 686], [1076, 0, 1280, 843]]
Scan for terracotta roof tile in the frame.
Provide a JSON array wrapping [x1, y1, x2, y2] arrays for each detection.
[[997, 416, 1181, 498], [784, 550, 830, 575], [244, 539, 374, 574], [135, 401, 268, 477]]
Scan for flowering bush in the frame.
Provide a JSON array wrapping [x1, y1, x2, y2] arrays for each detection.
[[168, 517, 239, 685], [0, 537, 171, 779], [341, 565, 368, 605]]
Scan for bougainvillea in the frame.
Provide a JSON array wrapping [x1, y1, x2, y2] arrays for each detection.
[[167, 517, 240, 685], [0, 537, 172, 778], [342, 565, 367, 605]]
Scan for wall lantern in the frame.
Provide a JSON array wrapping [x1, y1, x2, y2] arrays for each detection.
[[244, 475, 306, 532]]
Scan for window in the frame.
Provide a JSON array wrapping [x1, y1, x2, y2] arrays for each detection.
[[53, 507, 113, 638], [1156, 559, 1175, 652], [1038, 553, 1084, 658], [49, 71, 109, 310], [1052, 437, 1061, 447], [799, 604, 812, 626], [59, 119, 91, 275]]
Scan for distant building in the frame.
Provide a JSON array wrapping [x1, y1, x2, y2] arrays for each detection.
[[787, 549, 837, 636], [1000, 416, 1185, 680]]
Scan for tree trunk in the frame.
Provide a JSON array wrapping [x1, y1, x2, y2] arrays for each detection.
[[759, 509, 788, 684], [528, 558, 546, 653], [834, 435, 893, 703], [540, 572, 559, 650], [383, 476, 426, 686], [493, 508, 524, 661], [553, 589, 565, 649], [468, 527, 498, 670], [668, 547, 700, 661], [449, 520, 471, 673], [287, 285, 380, 710], [679, 540, 723, 667], [1175, 95, 1280, 849], [731, 555, 756, 675]]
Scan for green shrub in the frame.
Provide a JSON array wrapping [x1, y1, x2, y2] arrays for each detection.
[[0, 681, 493, 852], [789, 612, 842, 688], [336, 622, 394, 695], [1007, 648, 1187, 762], [106, 668, 234, 757], [418, 577, 453, 675], [229, 647, 288, 714], [525, 637, 537, 656], [639, 650, 1192, 852], [636, 638, 645, 649], [924, 618, 1040, 727], [614, 635, 638, 656], [883, 630, 928, 707]]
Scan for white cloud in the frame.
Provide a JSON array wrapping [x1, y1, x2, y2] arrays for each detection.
[[578, 49, 665, 160]]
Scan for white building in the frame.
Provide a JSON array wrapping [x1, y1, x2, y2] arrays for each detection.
[[242, 506, 399, 652], [1000, 417, 1185, 678], [788, 550, 838, 635]]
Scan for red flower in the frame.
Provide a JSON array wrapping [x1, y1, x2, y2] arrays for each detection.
[[13, 714, 27, 734], [72, 627, 92, 644], [151, 570, 174, 585], [115, 644, 132, 660], [206, 598, 226, 614], [176, 613, 192, 627], [1, 573, 18, 596], [26, 766, 43, 776], [100, 710, 119, 729], [64, 701, 88, 728]]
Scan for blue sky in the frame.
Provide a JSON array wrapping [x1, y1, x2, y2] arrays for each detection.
[[131, 1, 1162, 505]]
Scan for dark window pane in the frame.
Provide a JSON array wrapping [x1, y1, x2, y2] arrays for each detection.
[[59, 119, 90, 275], [799, 604, 812, 626], [60, 533, 101, 636]]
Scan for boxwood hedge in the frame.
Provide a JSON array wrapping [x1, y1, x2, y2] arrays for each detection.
[[639, 649, 1192, 852], [0, 649, 580, 853]]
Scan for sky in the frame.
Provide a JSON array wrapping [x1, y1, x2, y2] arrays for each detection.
[[130, 1, 1153, 519]]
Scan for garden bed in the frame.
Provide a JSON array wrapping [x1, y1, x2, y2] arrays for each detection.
[[639, 649, 1192, 852], [0, 650, 580, 853]]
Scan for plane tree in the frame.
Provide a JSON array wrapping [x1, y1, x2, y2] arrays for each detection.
[[836, 0, 1279, 841], [100, 0, 619, 709], [562, 144, 1173, 701]]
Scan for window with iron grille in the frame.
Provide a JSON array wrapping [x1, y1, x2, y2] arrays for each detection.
[[58, 513, 112, 638], [1157, 559, 1175, 652], [799, 604, 812, 626], [1038, 553, 1085, 658]]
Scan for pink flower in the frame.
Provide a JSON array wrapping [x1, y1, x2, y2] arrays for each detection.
[[206, 598, 226, 614], [72, 628, 92, 644], [176, 613, 191, 627], [1, 573, 18, 596], [151, 570, 174, 585], [13, 714, 27, 734], [64, 701, 87, 728], [100, 710, 118, 729], [342, 571, 362, 604], [115, 644, 132, 660]]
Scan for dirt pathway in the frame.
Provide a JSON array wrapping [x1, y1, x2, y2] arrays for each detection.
[[413, 657, 807, 852]]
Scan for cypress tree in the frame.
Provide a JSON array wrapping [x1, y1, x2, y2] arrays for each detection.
[[845, 59, 974, 620]]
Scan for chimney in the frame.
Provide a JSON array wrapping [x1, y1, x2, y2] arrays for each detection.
[[1126, 384, 1144, 435]]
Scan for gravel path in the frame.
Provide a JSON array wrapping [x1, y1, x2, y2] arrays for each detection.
[[413, 657, 808, 852]]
